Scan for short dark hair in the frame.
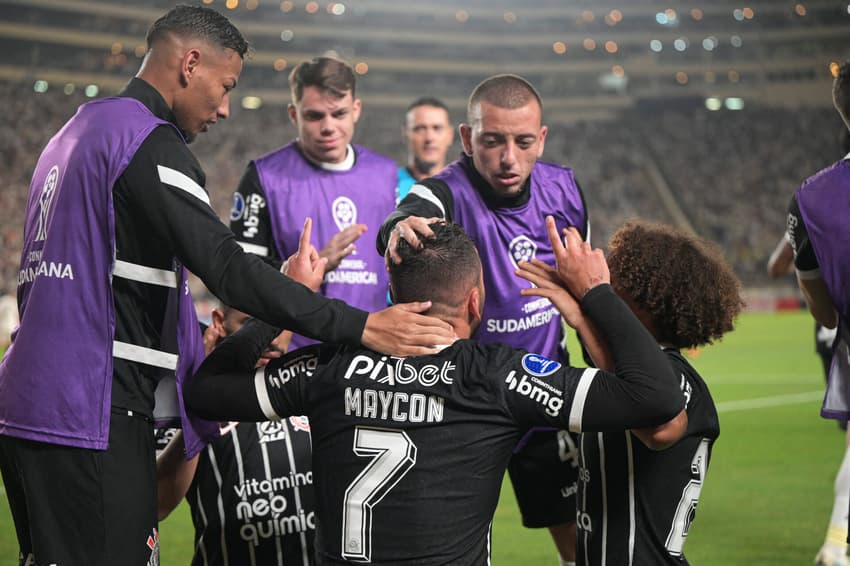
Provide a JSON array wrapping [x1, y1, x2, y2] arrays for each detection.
[[834, 60, 850, 130], [467, 74, 542, 121], [607, 221, 744, 349], [146, 4, 249, 57], [389, 222, 481, 312], [406, 96, 449, 115], [289, 57, 356, 103]]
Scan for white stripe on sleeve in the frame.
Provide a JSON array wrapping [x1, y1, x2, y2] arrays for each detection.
[[569, 368, 598, 433], [408, 184, 446, 216], [237, 241, 269, 257], [254, 367, 282, 421], [157, 165, 211, 206], [113, 260, 178, 288], [795, 267, 822, 280]]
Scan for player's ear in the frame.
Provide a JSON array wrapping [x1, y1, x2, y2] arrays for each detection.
[[467, 285, 482, 325], [352, 98, 362, 123], [288, 103, 298, 127], [537, 125, 548, 158], [210, 307, 225, 333], [180, 47, 202, 87], [459, 124, 473, 156]]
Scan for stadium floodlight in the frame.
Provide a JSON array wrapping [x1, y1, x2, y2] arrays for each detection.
[[241, 96, 262, 110], [33, 80, 48, 93], [650, 39, 663, 52], [724, 97, 744, 110], [705, 97, 722, 111], [84, 84, 99, 98]]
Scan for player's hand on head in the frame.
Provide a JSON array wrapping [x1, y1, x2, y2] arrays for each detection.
[[385, 216, 442, 267], [362, 302, 458, 356], [545, 215, 610, 300], [320, 223, 367, 273], [282, 217, 328, 292], [516, 259, 584, 328]]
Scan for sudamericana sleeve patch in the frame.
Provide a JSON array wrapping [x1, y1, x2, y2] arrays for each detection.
[[521, 353, 561, 377]]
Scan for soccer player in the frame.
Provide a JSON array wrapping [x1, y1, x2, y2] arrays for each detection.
[[185, 220, 684, 565], [378, 74, 589, 564], [0, 7, 452, 565], [787, 60, 850, 566], [157, 304, 316, 566], [787, 59, 850, 421], [229, 56, 397, 350], [518, 219, 743, 565], [396, 96, 454, 202]]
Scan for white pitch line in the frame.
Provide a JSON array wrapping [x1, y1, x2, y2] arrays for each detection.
[[716, 390, 824, 413]]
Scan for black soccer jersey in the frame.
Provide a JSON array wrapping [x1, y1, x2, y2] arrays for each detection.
[[256, 341, 591, 565], [575, 349, 719, 566], [187, 420, 316, 566], [188, 284, 683, 565]]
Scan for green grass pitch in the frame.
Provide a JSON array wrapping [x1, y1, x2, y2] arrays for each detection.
[[0, 310, 843, 564]]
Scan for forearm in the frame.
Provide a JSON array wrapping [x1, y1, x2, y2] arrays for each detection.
[[572, 317, 612, 370], [124, 135, 366, 346], [579, 285, 682, 431], [798, 275, 838, 328], [185, 319, 282, 421], [156, 430, 199, 520]]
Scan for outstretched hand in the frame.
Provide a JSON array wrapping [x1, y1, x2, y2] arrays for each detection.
[[362, 301, 457, 357], [516, 259, 584, 329], [384, 216, 443, 266], [282, 217, 327, 292], [546, 216, 610, 299], [320, 223, 368, 273]]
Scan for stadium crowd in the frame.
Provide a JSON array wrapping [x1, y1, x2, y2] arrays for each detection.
[[0, 79, 838, 297]]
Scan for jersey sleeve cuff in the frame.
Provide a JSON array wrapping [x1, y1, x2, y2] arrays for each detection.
[[568, 368, 598, 433], [237, 240, 270, 257], [796, 267, 822, 280], [254, 367, 282, 421]]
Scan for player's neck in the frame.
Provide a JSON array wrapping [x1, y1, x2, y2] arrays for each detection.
[[409, 159, 443, 181]]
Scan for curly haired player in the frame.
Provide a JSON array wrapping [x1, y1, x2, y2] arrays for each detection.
[[518, 219, 744, 565]]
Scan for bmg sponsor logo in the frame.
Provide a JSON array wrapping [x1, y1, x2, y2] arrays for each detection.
[[240, 193, 266, 239], [268, 354, 318, 388], [504, 370, 564, 417]]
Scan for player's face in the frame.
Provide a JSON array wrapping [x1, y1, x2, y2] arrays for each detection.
[[174, 46, 242, 143], [405, 105, 453, 170], [460, 100, 547, 197], [289, 86, 361, 164]]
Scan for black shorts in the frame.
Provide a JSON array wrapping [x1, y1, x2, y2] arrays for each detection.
[[507, 429, 580, 528], [0, 411, 159, 566]]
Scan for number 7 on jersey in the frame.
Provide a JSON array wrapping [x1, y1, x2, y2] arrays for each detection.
[[342, 427, 418, 562]]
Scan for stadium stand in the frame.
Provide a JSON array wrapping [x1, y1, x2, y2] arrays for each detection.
[[1, 0, 849, 296]]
